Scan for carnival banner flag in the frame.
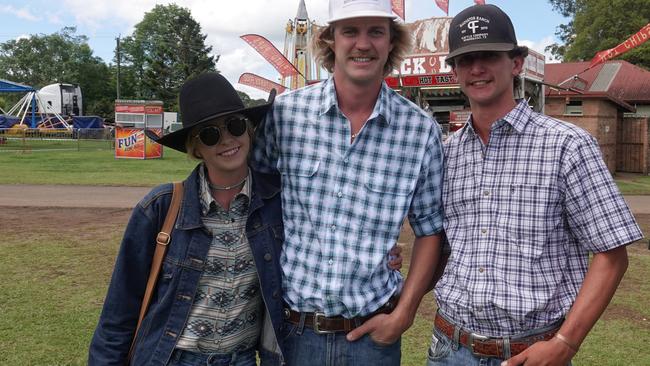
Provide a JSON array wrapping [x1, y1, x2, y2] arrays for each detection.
[[589, 23, 650, 68], [240, 34, 302, 78], [391, 0, 405, 20], [434, 0, 449, 15], [238, 73, 287, 95], [474, 0, 486, 5]]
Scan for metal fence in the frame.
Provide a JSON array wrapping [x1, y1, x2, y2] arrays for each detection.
[[0, 128, 114, 152]]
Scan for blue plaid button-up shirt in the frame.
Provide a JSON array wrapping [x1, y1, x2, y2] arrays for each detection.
[[252, 78, 444, 317], [436, 101, 642, 336]]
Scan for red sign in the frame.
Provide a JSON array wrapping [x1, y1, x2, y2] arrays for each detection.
[[385, 73, 458, 88], [434, 0, 448, 15], [145, 106, 163, 114], [401, 73, 457, 87], [115, 127, 163, 159], [395, 53, 453, 76], [589, 23, 650, 68], [115, 104, 163, 114], [385, 76, 400, 88], [391, 0, 405, 20], [238, 73, 287, 94], [241, 34, 302, 78], [115, 105, 144, 113]]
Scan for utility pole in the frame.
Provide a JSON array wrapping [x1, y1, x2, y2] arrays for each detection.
[[116, 35, 121, 100]]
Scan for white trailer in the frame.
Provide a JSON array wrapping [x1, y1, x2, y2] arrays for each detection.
[[37, 83, 83, 116]]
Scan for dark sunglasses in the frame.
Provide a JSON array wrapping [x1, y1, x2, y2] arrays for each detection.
[[195, 116, 249, 146]]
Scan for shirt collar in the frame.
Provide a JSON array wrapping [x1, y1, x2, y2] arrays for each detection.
[[502, 99, 533, 134], [198, 163, 251, 215], [319, 76, 391, 126], [458, 99, 532, 143]]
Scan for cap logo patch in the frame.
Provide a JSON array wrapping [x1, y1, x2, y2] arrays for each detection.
[[459, 16, 490, 42]]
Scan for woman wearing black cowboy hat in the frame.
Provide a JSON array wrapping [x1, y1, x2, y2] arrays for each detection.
[[88, 73, 287, 366]]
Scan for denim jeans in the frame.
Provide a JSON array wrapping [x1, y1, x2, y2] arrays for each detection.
[[425, 327, 573, 366], [282, 319, 401, 366], [168, 348, 257, 366]]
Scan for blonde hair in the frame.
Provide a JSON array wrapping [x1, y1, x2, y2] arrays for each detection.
[[311, 20, 412, 76]]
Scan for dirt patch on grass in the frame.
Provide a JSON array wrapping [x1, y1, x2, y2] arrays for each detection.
[[0, 207, 131, 237], [602, 304, 650, 329]]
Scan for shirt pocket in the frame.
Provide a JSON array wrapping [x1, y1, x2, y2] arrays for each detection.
[[361, 174, 412, 238], [495, 183, 560, 256]]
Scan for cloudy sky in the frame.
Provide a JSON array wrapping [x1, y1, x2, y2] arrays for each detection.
[[1, 0, 568, 99]]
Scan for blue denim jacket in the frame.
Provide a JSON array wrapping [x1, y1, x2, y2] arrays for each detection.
[[89, 165, 285, 365]]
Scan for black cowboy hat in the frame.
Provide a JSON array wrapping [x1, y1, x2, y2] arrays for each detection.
[[146, 72, 275, 153]]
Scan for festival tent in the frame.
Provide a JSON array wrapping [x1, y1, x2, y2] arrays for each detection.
[[0, 79, 36, 127], [72, 116, 103, 129], [0, 115, 20, 128]]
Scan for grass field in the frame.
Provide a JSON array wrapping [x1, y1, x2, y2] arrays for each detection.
[[0, 147, 649, 365], [1, 147, 649, 194], [0, 207, 648, 365], [0, 147, 195, 186], [615, 173, 650, 196]]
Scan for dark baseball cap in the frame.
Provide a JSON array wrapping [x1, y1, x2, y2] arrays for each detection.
[[446, 4, 528, 64]]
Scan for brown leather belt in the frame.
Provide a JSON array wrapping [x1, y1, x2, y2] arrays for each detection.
[[434, 313, 559, 359], [284, 296, 398, 334]]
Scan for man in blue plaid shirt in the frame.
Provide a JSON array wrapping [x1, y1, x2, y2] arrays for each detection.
[[428, 4, 643, 366], [252, 0, 444, 364]]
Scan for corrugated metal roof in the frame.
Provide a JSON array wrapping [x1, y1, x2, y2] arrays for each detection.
[[546, 61, 650, 102], [590, 62, 621, 92]]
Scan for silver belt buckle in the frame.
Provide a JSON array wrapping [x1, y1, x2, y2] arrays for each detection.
[[469, 332, 491, 356], [313, 312, 336, 334]]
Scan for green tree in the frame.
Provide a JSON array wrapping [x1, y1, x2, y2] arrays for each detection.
[[120, 4, 218, 111], [236, 91, 268, 107], [547, 0, 650, 69], [0, 27, 113, 117]]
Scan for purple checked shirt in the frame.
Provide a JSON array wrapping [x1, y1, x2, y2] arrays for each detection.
[[435, 101, 642, 337]]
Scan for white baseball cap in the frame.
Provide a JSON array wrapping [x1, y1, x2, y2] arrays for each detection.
[[327, 0, 397, 24]]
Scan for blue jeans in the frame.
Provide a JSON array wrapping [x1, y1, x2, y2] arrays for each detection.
[[168, 348, 257, 366], [425, 328, 504, 366], [282, 319, 401, 366], [425, 328, 573, 366]]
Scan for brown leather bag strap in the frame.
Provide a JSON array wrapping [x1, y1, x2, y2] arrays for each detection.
[[127, 181, 184, 363]]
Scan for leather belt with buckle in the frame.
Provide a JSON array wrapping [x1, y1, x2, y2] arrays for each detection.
[[434, 313, 559, 358], [284, 296, 398, 334]]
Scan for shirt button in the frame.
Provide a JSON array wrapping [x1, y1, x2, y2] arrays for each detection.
[[331, 225, 336, 231], [344, 158, 349, 163], [337, 191, 343, 198], [328, 258, 334, 265], [264, 253, 272, 261], [476, 306, 483, 312], [478, 267, 485, 273], [481, 229, 487, 234], [483, 190, 490, 196]]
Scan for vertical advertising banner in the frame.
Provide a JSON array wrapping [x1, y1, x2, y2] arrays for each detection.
[[115, 127, 163, 159]]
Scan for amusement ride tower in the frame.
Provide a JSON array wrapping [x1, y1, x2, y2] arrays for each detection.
[[282, 0, 322, 88]]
